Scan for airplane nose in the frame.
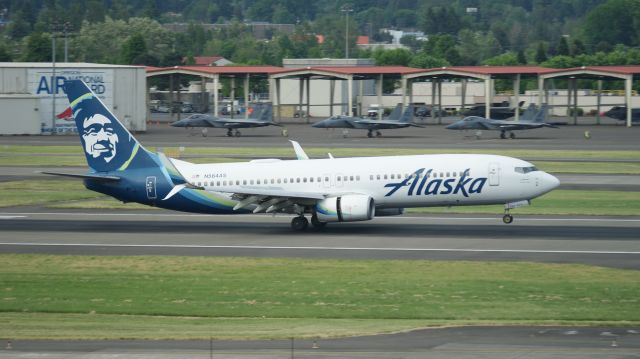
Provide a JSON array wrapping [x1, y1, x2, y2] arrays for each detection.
[[445, 123, 458, 130], [540, 172, 560, 194], [312, 121, 325, 128]]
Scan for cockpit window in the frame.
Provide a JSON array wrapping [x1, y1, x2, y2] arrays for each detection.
[[515, 166, 538, 174]]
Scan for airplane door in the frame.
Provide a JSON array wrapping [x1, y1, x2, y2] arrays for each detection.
[[488, 163, 500, 186], [146, 176, 157, 200]]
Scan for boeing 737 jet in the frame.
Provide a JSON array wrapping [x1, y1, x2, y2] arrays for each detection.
[[312, 104, 423, 138], [45, 80, 559, 230], [170, 103, 280, 137], [446, 104, 558, 139]]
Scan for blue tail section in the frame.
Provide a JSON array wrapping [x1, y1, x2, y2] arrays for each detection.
[[398, 105, 414, 123], [64, 80, 156, 173], [386, 104, 402, 120]]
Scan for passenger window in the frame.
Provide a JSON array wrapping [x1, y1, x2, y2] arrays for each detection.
[[290, 178, 294, 183], [376, 174, 381, 180], [356, 175, 360, 181], [310, 177, 314, 183], [369, 175, 373, 180], [337, 176, 341, 181], [277, 179, 281, 184], [223, 181, 227, 186], [390, 174, 395, 179], [446, 172, 450, 177], [440, 172, 444, 177], [296, 178, 300, 183], [325, 176, 329, 182], [384, 174, 388, 180], [284, 178, 288, 183], [317, 177, 321, 182], [303, 177, 307, 183], [236, 180, 240, 185]]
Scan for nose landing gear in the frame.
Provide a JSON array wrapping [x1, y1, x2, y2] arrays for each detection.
[[502, 209, 514, 224]]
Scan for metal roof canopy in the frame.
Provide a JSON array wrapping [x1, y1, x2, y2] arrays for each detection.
[[403, 66, 557, 121], [146, 66, 282, 120], [539, 66, 640, 127], [270, 66, 420, 121]]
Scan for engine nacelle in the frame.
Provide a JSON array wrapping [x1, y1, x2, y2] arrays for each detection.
[[375, 208, 405, 217], [315, 195, 374, 222]]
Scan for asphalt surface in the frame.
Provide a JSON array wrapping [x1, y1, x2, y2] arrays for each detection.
[[3, 326, 639, 359], [1, 118, 639, 358], [1, 120, 639, 150], [1, 211, 639, 269]]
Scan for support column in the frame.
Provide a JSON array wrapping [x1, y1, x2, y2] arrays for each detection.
[[244, 74, 250, 120], [400, 76, 407, 110], [305, 77, 311, 123], [329, 79, 335, 116], [347, 75, 354, 118], [572, 78, 578, 125], [169, 74, 174, 121], [275, 78, 281, 122], [461, 78, 467, 118], [230, 77, 235, 119], [408, 79, 413, 111], [176, 74, 182, 121], [376, 74, 383, 120], [213, 75, 219, 116], [431, 80, 436, 118], [566, 79, 572, 122], [200, 76, 206, 113], [437, 79, 443, 124], [625, 75, 633, 127], [484, 76, 492, 119], [298, 78, 304, 120], [596, 79, 602, 125], [537, 76, 545, 106], [358, 79, 364, 117], [514, 74, 521, 122]]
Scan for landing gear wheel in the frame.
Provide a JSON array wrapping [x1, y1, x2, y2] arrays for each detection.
[[201, 128, 208, 137], [291, 216, 309, 231], [234, 130, 242, 137], [509, 132, 516, 139], [226, 129, 233, 137], [500, 131, 506, 139], [311, 215, 327, 229], [502, 214, 514, 224], [367, 130, 373, 138], [376, 131, 382, 137]]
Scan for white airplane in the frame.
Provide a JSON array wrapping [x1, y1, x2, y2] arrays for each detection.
[[44, 80, 560, 231]]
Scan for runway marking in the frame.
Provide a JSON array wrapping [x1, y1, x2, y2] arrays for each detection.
[[0, 215, 26, 219], [0, 242, 638, 255], [1, 212, 640, 223]]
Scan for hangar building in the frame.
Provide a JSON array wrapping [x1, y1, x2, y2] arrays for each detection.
[[0, 62, 146, 135]]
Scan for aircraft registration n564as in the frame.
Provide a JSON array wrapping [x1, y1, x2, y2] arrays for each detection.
[[45, 80, 560, 231]]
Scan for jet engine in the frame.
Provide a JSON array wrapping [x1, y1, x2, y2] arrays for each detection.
[[315, 195, 374, 222]]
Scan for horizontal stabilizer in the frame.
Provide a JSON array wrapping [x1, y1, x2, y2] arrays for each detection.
[[41, 172, 121, 181]]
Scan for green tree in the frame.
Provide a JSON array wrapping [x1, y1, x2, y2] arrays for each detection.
[[483, 52, 519, 66], [85, 0, 106, 22], [373, 48, 412, 66], [22, 32, 52, 62], [582, 0, 640, 49], [408, 53, 449, 69], [0, 44, 13, 62], [557, 36, 571, 56], [535, 42, 548, 63], [516, 49, 527, 64], [121, 33, 147, 64]]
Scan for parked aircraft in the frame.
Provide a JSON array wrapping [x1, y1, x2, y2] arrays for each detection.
[[44, 80, 559, 230], [170, 103, 280, 137], [312, 104, 423, 138], [446, 104, 558, 139], [602, 106, 640, 123], [462, 101, 525, 120]]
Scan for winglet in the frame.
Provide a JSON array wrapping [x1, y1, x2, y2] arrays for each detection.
[[289, 140, 309, 160]]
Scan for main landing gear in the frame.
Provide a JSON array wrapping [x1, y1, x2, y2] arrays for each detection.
[[367, 130, 382, 138], [502, 209, 514, 224], [291, 214, 327, 231], [500, 130, 516, 139], [227, 129, 242, 137]]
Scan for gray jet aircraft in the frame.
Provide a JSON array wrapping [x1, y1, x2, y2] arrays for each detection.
[[171, 103, 280, 137], [446, 104, 557, 139], [312, 104, 423, 138], [603, 106, 640, 123]]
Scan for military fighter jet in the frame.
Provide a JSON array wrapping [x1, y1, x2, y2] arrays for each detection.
[[171, 103, 280, 137], [462, 101, 525, 120], [312, 104, 423, 138], [446, 104, 557, 139], [603, 106, 640, 123]]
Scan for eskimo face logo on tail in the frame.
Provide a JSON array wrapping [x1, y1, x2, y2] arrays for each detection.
[[384, 168, 487, 197], [81, 114, 119, 163]]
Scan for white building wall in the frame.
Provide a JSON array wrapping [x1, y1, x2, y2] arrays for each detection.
[[0, 95, 41, 134]]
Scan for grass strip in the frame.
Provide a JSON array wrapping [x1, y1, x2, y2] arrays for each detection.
[[0, 180, 102, 207], [0, 255, 638, 339], [2, 313, 636, 340], [407, 190, 640, 216]]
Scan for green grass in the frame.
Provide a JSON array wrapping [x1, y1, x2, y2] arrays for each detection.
[[408, 190, 640, 216], [48, 198, 158, 210], [0, 255, 639, 339], [0, 180, 102, 207], [535, 161, 640, 174]]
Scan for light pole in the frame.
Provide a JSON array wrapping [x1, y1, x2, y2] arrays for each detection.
[[341, 5, 353, 59], [50, 21, 61, 134]]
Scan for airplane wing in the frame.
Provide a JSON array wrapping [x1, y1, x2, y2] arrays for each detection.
[[220, 119, 282, 127], [353, 119, 424, 128], [497, 122, 558, 130]]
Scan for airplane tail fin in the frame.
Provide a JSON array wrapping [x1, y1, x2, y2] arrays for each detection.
[[64, 79, 157, 173], [386, 104, 402, 120], [519, 104, 537, 122], [248, 103, 264, 119], [398, 105, 414, 122], [256, 103, 273, 122]]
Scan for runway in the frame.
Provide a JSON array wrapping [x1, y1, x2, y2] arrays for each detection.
[[1, 211, 639, 269], [3, 326, 639, 359], [1, 121, 640, 150]]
